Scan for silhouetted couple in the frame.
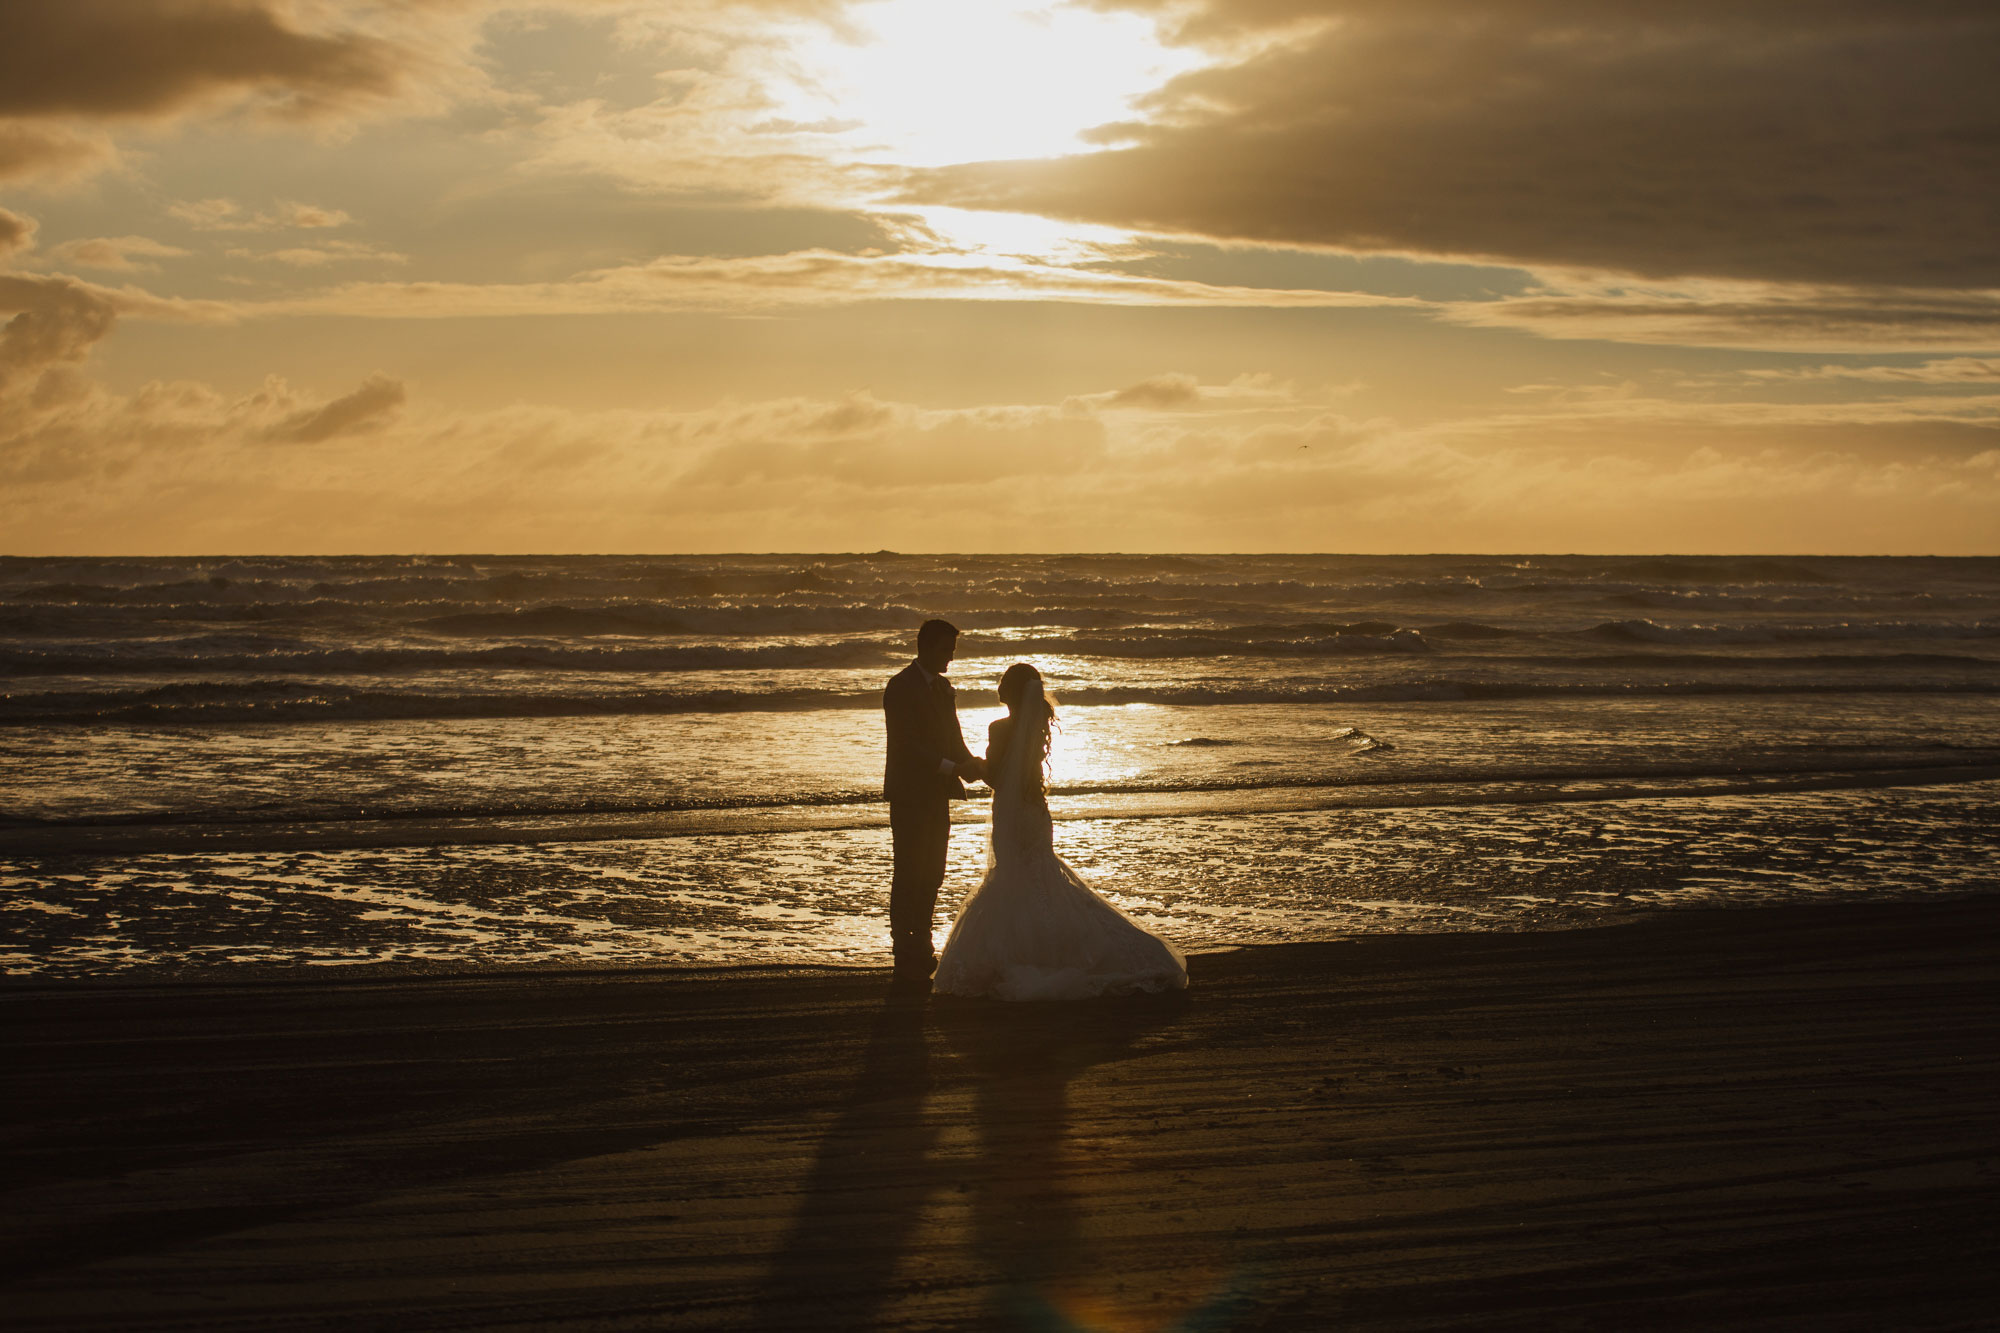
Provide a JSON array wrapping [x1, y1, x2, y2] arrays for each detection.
[[882, 618, 1186, 1000]]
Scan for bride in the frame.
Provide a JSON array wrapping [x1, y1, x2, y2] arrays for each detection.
[[933, 662, 1188, 1001]]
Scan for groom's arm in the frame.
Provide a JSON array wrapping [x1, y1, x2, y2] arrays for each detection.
[[944, 696, 976, 768], [938, 688, 982, 779], [947, 717, 981, 781]]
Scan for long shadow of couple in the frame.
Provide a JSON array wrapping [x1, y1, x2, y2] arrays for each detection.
[[758, 988, 1188, 1330]]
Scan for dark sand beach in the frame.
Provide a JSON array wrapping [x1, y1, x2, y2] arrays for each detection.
[[6, 896, 1997, 1331]]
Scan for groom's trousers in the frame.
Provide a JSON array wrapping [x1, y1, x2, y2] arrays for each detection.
[[889, 794, 950, 973]]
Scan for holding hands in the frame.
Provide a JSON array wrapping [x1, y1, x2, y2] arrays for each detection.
[[956, 756, 987, 783]]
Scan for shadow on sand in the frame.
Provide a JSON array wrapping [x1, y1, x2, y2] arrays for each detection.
[[759, 988, 1186, 1329]]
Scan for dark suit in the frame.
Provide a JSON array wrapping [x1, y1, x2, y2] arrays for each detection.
[[882, 660, 975, 973]]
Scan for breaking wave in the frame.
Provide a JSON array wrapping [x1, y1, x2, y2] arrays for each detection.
[[7, 674, 1999, 726]]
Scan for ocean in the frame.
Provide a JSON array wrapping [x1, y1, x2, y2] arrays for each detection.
[[4, 553, 1998, 978]]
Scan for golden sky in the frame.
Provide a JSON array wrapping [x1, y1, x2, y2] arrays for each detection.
[[2, 0, 1997, 553]]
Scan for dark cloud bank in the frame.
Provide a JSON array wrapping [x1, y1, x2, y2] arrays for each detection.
[[924, 0, 2000, 291], [0, 0, 405, 179], [0, 0, 400, 120]]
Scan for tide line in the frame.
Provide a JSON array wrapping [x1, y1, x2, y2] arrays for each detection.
[[4, 763, 1996, 858]]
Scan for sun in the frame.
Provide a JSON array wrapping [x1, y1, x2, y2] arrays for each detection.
[[772, 0, 1201, 168]]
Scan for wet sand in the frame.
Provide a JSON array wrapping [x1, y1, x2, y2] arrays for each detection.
[[6, 897, 1998, 1330]]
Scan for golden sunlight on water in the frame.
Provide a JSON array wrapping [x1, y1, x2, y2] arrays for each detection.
[[956, 696, 1154, 794]]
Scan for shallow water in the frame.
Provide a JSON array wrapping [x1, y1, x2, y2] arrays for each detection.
[[6, 695, 1998, 828], [4, 554, 1997, 978], [7, 780, 1996, 978]]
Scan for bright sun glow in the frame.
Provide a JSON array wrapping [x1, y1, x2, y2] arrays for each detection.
[[774, 0, 1201, 167], [885, 205, 1147, 266]]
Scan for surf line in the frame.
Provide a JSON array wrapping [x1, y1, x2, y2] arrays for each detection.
[[5, 763, 1996, 858]]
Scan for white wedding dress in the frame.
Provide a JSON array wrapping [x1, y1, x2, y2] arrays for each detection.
[[933, 708, 1187, 1001]]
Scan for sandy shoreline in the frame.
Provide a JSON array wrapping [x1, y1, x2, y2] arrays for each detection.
[[6, 897, 1998, 1330]]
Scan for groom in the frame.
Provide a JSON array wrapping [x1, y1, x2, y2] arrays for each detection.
[[883, 618, 985, 984]]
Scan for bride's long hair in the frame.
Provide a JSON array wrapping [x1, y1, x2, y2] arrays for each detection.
[[997, 662, 1056, 794]]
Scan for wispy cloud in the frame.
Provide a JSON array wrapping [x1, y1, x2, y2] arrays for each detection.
[[43, 235, 191, 272], [122, 248, 1427, 319], [267, 373, 406, 442], [1743, 357, 2000, 385], [227, 239, 407, 268], [1447, 279, 2000, 354], [168, 197, 355, 232], [1067, 371, 1305, 413]]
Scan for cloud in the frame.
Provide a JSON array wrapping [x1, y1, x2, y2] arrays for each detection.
[[169, 197, 356, 232], [268, 373, 405, 442], [0, 273, 119, 390], [916, 2, 2000, 291], [228, 239, 407, 268], [1745, 357, 2000, 385], [1104, 373, 1200, 410], [1444, 279, 2000, 354], [273, 200, 352, 229], [44, 235, 192, 272], [1066, 371, 1302, 413], [680, 397, 1106, 488], [0, 0, 404, 121], [0, 208, 36, 260], [172, 247, 1427, 320], [167, 198, 252, 231], [1439, 387, 2000, 448], [0, 121, 112, 183], [0, 0, 872, 190]]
